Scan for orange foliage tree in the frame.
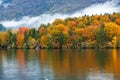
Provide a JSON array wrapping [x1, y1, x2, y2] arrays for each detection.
[[115, 18, 120, 25], [17, 27, 29, 48]]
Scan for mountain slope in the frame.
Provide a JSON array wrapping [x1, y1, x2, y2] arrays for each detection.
[[0, 0, 110, 21], [0, 24, 6, 31]]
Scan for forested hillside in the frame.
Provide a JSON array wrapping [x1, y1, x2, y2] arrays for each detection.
[[0, 13, 120, 49]]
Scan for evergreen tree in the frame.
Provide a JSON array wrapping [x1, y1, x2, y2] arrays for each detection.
[[96, 23, 107, 47], [57, 32, 64, 49]]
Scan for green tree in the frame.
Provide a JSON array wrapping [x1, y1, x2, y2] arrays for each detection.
[[24, 32, 29, 48], [46, 34, 55, 49], [57, 32, 64, 49], [29, 28, 40, 40], [96, 24, 107, 47], [11, 33, 17, 48]]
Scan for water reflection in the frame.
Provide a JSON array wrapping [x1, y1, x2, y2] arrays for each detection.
[[17, 50, 25, 70], [0, 49, 120, 80]]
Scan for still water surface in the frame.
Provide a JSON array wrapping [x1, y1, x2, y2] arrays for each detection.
[[0, 49, 120, 80]]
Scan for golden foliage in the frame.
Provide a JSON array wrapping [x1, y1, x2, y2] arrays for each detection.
[[104, 22, 120, 39], [67, 21, 77, 30]]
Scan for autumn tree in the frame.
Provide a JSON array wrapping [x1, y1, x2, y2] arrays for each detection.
[[17, 27, 29, 48], [82, 26, 99, 42], [0, 13, 120, 49], [67, 21, 77, 31], [56, 24, 66, 32], [28, 36, 36, 49], [104, 22, 120, 40], [48, 25, 61, 37], [74, 28, 84, 48], [115, 18, 120, 25], [0, 30, 11, 48], [39, 27, 46, 35], [52, 19, 64, 26], [40, 35, 48, 48], [17, 31, 24, 48]]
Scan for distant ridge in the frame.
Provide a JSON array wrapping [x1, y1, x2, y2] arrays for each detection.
[[0, 24, 6, 31], [0, 0, 109, 21]]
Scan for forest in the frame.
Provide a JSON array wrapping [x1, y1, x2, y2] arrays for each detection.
[[0, 13, 120, 49]]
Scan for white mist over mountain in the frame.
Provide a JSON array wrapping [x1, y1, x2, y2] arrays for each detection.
[[0, 0, 120, 28]]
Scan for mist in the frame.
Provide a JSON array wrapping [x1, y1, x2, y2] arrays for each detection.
[[0, 0, 120, 28]]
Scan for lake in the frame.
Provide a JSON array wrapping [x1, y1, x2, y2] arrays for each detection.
[[0, 49, 120, 80]]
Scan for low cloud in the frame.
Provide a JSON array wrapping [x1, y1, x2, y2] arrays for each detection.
[[0, 0, 120, 28]]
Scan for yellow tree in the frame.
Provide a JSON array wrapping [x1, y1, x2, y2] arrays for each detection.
[[63, 31, 69, 47], [104, 22, 120, 40], [56, 24, 66, 32], [52, 19, 64, 26], [0, 31, 11, 47], [100, 15, 110, 22], [91, 20, 101, 27], [74, 28, 83, 37], [28, 36, 36, 49], [40, 35, 48, 48], [67, 21, 77, 31]]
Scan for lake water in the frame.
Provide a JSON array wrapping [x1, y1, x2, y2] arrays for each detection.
[[0, 49, 120, 80]]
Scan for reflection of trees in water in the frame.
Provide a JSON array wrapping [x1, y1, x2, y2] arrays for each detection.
[[0, 50, 4, 79], [17, 50, 25, 70], [103, 49, 120, 79], [39, 49, 120, 80], [0, 49, 120, 79], [39, 49, 99, 79]]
